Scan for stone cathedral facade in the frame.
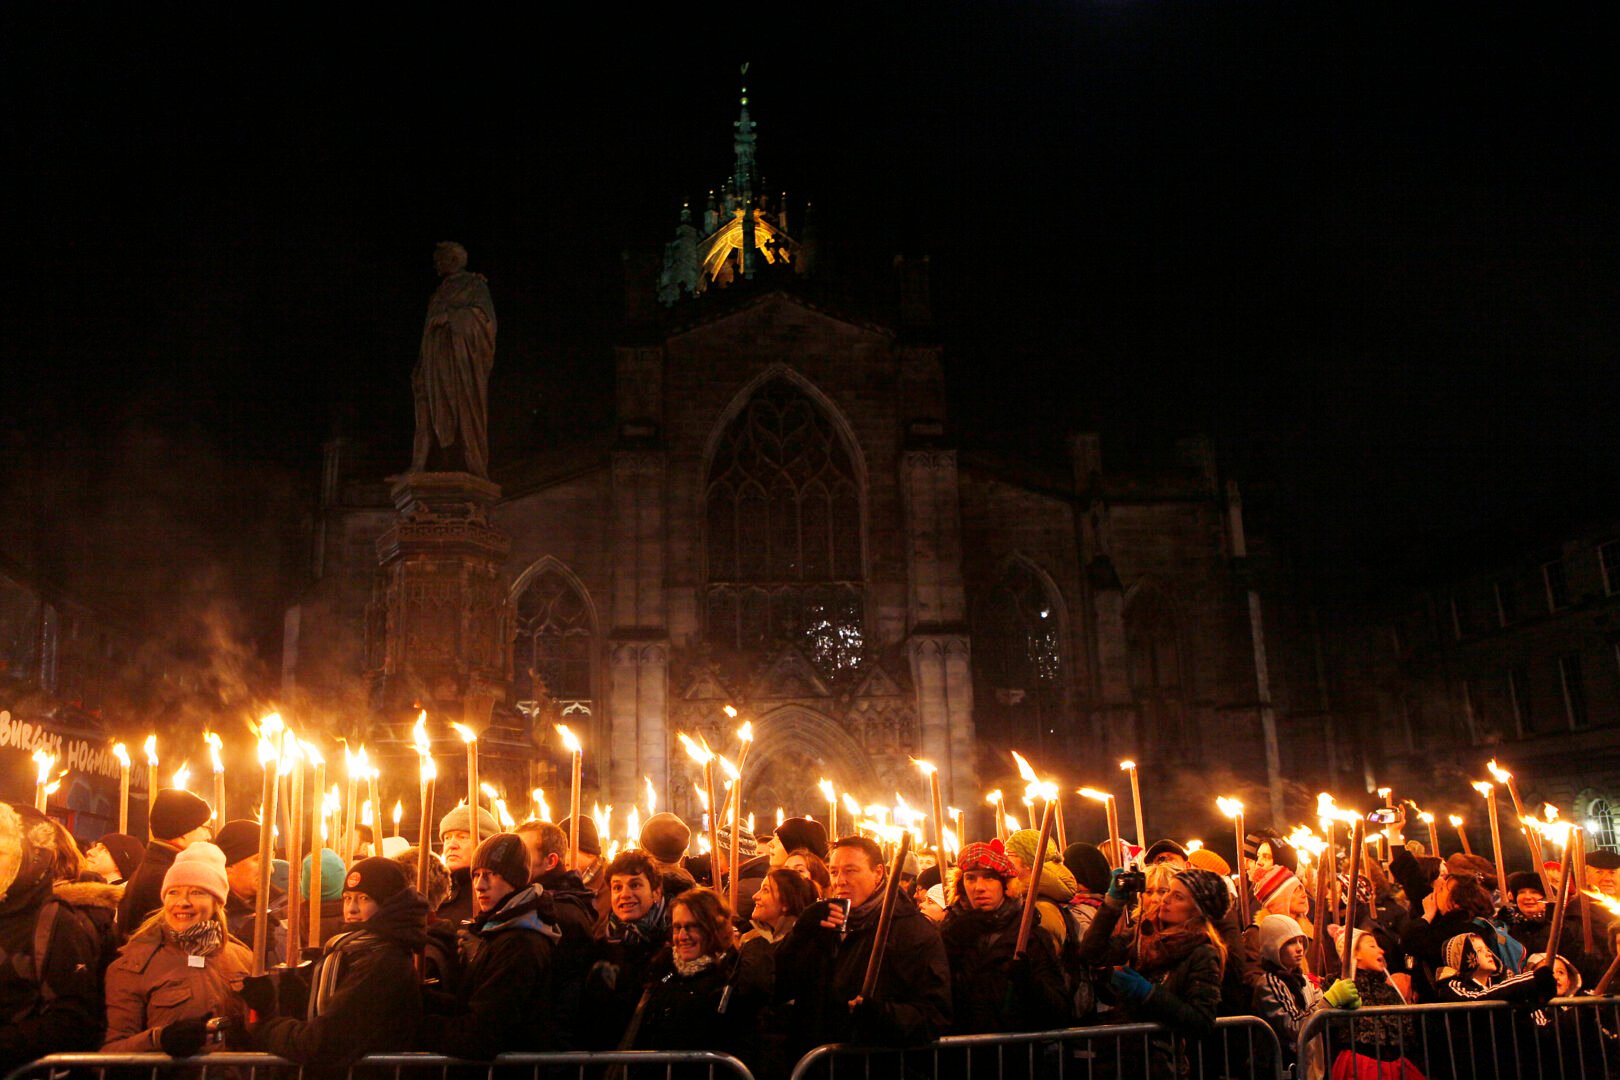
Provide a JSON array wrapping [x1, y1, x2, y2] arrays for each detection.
[[283, 96, 1315, 834]]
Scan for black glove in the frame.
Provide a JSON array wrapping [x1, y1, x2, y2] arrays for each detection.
[[158, 1015, 211, 1058], [238, 973, 277, 1016], [216, 1015, 252, 1051], [850, 996, 894, 1041], [1532, 965, 1557, 1001], [1008, 953, 1034, 986]]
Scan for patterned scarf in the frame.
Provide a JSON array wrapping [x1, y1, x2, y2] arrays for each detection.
[[672, 952, 719, 977], [170, 919, 224, 958], [606, 897, 668, 946]]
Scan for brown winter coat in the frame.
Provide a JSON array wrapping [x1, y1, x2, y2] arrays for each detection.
[[102, 918, 253, 1051]]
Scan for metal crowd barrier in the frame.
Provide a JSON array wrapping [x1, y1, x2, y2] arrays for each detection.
[[787, 1016, 1286, 1080], [5, 1051, 757, 1080], [1295, 996, 1620, 1080]]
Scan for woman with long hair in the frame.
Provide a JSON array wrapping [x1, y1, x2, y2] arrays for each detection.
[[1077, 865, 1230, 1072], [103, 843, 252, 1056], [741, 868, 817, 956]]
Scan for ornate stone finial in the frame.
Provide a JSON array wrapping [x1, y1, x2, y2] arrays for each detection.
[[734, 65, 758, 280]]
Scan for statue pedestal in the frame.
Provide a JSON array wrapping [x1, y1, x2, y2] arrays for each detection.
[[366, 471, 512, 752]]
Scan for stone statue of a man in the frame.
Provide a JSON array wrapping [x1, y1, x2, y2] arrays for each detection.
[[412, 241, 497, 477]]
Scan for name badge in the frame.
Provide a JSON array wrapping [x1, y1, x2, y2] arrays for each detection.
[[188, 955, 206, 968]]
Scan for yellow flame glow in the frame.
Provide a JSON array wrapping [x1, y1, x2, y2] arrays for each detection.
[[722, 704, 738, 720], [557, 723, 582, 755], [533, 788, 550, 822], [593, 802, 612, 842], [985, 789, 1002, 806], [737, 720, 752, 744], [1377, 787, 1392, 800], [1472, 781, 1494, 798], [911, 757, 937, 776], [112, 742, 130, 768], [843, 793, 862, 816], [1011, 750, 1038, 784], [1005, 813, 1022, 832], [1486, 759, 1511, 784], [170, 760, 192, 790], [1523, 816, 1575, 848], [1186, 839, 1204, 853], [299, 739, 324, 767], [1449, 814, 1465, 827], [205, 732, 224, 773], [818, 778, 836, 803], [1119, 760, 1136, 771], [644, 776, 657, 816], [1078, 787, 1111, 803], [776, 806, 785, 828], [626, 804, 640, 842], [1584, 890, 1620, 919], [718, 754, 739, 782], [677, 731, 712, 765], [1217, 796, 1244, 819], [1544, 804, 1560, 821], [144, 734, 159, 766], [413, 711, 436, 783], [393, 800, 403, 825], [450, 722, 477, 744], [31, 748, 53, 785]]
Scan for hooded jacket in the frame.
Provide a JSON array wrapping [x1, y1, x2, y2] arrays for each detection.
[[0, 805, 104, 1071], [1250, 915, 1325, 1053], [102, 917, 253, 1051], [939, 895, 1070, 1033], [117, 839, 179, 930], [252, 887, 429, 1064], [425, 884, 559, 1058], [773, 889, 952, 1053]]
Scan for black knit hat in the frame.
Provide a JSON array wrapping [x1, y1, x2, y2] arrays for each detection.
[[1175, 867, 1231, 921], [149, 788, 212, 841], [96, 833, 147, 879], [775, 816, 829, 860], [1063, 842, 1113, 895], [1586, 850, 1620, 871], [1245, 831, 1299, 876], [344, 856, 409, 904], [472, 833, 531, 889], [213, 820, 262, 866], [558, 815, 601, 856]]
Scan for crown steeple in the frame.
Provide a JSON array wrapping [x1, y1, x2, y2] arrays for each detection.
[[658, 66, 810, 306]]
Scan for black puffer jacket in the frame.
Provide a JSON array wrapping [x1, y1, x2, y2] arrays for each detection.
[[252, 887, 429, 1065], [633, 945, 771, 1069], [116, 839, 179, 929], [426, 885, 559, 1058], [534, 867, 597, 1047], [939, 896, 1070, 1034], [773, 892, 952, 1054]]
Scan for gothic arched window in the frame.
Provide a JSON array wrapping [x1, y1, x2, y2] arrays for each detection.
[[705, 379, 864, 674], [512, 567, 595, 715], [974, 559, 1065, 751]]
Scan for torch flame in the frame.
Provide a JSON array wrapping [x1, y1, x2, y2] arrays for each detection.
[[392, 800, 403, 826], [112, 742, 130, 768], [626, 804, 640, 842], [480, 782, 500, 801], [818, 778, 836, 803], [556, 723, 582, 755], [413, 712, 436, 783], [718, 754, 739, 782], [1005, 813, 1022, 832], [1418, 811, 1435, 824], [843, 793, 862, 817], [361, 800, 374, 827], [172, 760, 193, 789], [1544, 804, 1559, 821], [1584, 891, 1620, 919], [984, 789, 1002, 807], [450, 722, 477, 744], [257, 713, 284, 766], [1523, 816, 1575, 848], [677, 731, 712, 765], [1316, 793, 1336, 818], [592, 802, 612, 842], [644, 776, 657, 816], [1011, 750, 1038, 784], [43, 770, 64, 797], [32, 749, 54, 785], [1217, 796, 1244, 819], [144, 734, 159, 767], [494, 798, 515, 830], [353, 745, 369, 777], [1486, 759, 1511, 784], [1472, 780, 1494, 798], [737, 720, 752, 744], [1119, 760, 1136, 771], [722, 704, 738, 720], [1377, 787, 1392, 800], [776, 806, 785, 828], [1449, 814, 1464, 827], [533, 788, 550, 822], [299, 739, 324, 766], [205, 732, 224, 773], [910, 757, 938, 776]]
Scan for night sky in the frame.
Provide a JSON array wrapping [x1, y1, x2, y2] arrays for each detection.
[[3, 3, 1616, 649]]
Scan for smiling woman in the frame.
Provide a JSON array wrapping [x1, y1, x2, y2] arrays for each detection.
[[102, 842, 253, 1056]]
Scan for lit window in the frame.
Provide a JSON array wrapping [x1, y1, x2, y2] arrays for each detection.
[[1590, 798, 1618, 852]]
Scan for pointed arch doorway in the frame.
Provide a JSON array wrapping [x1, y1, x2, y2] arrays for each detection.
[[741, 705, 874, 821]]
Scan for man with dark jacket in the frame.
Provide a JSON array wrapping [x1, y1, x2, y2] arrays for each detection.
[[773, 835, 951, 1056], [425, 833, 559, 1058], [117, 787, 213, 928], [0, 802, 105, 1071], [247, 856, 429, 1065], [436, 804, 499, 927], [216, 819, 286, 965], [517, 820, 595, 1046]]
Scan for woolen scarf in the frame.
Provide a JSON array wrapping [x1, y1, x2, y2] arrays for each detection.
[[170, 919, 225, 957]]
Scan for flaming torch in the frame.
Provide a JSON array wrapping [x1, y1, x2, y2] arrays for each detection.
[[413, 712, 436, 896], [820, 778, 838, 839], [1121, 760, 1147, 852], [1488, 759, 1545, 892], [206, 732, 225, 823], [1473, 780, 1508, 893], [1080, 787, 1124, 870], [392, 799, 403, 838], [300, 739, 325, 950], [1415, 807, 1440, 857], [1524, 816, 1575, 969], [986, 789, 1008, 844], [144, 734, 159, 837], [913, 758, 950, 888], [1450, 813, 1472, 855], [31, 749, 54, 813], [113, 742, 131, 834], [1218, 797, 1251, 926], [678, 731, 720, 888], [251, 713, 284, 975], [1590, 891, 1620, 996], [281, 738, 304, 957], [729, 710, 752, 911], [451, 723, 480, 849], [558, 724, 583, 870], [533, 788, 551, 823]]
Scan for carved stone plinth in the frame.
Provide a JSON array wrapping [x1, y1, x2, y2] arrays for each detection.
[[366, 472, 513, 745]]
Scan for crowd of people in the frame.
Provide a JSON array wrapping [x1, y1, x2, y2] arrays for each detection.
[[1, 785, 1614, 1078]]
